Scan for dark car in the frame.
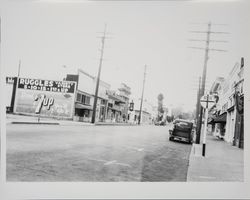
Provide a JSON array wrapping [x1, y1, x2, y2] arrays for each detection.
[[169, 119, 194, 144], [155, 121, 166, 126]]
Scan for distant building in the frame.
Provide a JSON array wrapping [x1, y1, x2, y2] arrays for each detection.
[[66, 69, 130, 123], [118, 83, 131, 122], [128, 98, 154, 124], [106, 90, 126, 122]]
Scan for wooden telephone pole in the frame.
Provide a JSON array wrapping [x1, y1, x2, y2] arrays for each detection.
[[189, 22, 228, 144], [138, 65, 147, 125], [91, 24, 107, 124]]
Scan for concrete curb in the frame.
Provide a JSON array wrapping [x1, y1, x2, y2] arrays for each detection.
[[9, 121, 139, 126], [186, 143, 195, 181], [94, 123, 138, 126], [11, 121, 59, 125]]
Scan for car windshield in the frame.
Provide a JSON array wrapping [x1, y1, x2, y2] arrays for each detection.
[[174, 121, 192, 129]]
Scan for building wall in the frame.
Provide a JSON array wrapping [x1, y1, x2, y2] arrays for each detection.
[[130, 110, 152, 124], [68, 70, 111, 122], [225, 109, 236, 143], [216, 62, 243, 143], [77, 69, 94, 94]]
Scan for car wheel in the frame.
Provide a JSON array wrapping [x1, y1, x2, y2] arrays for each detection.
[[169, 137, 173, 141]]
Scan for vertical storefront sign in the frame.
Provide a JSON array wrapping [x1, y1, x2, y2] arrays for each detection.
[[14, 77, 76, 119]]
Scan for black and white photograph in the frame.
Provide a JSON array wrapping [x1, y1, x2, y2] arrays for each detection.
[[0, 0, 249, 199]]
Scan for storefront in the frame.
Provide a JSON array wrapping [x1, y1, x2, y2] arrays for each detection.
[[209, 112, 227, 139], [66, 70, 110, 123], [74, 91, 93, 122], [106, 91, 125, 123]]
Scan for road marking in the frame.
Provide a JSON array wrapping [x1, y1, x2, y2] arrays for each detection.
[[84, 157, 131, 168], [199, 176, 216, 179], [103, 160, 131, 168], [126, 146, 145, 152], [115, 162, 131, 168], [104, 160, 117, 165], [86, 158, 107, 163]]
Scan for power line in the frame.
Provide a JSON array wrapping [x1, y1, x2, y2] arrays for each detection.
[[188, 39, 228, 43], [189, 31, 230, 34], [189, 22, 228, 26], [188, 47, 227, 52]]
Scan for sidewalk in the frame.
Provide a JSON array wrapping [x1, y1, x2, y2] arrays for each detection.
[[187, 134, 244, 182], [6, 114, 93, 126]]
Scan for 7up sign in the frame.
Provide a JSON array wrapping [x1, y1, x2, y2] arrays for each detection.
[[34, 94, 54, 114]]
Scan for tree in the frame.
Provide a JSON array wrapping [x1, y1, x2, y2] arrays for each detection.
[[157, 93, 164, 121], [172, 106, 195, 120]]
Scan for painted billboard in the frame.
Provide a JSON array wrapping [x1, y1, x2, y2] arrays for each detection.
[[14, 78, 76, 119]]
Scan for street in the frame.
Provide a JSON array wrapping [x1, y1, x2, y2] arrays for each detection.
[[7, 124, 192, 181]]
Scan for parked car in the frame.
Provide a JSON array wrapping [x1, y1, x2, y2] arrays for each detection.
[[169, 119, 193, 144], [155, 120, 166, 126]]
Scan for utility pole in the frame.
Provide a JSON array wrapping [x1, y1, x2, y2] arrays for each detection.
[[189, 22, 228, 144], [91, 24, 107, 124], [138, 65, 147, 125], [195, 76, 201, 143], [18, 59, 21, 77], [197, 22, 211, 144]]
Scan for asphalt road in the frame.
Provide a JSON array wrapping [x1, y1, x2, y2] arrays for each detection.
[[7, 124, 192, 181]]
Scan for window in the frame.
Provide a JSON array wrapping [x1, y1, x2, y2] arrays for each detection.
[[76, 93, 81, 102], [77, 93, 91, 105], [101, 99, 106, 105], [85, 96, 90, 105], [81, 95, 86, 104]]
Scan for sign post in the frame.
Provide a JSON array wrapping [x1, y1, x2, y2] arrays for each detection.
[[200, 94, 216, 157]]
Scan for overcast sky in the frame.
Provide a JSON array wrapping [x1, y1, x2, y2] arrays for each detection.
[[1, 0, 249, 111]]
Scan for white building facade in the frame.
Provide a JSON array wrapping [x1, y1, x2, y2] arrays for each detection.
[[210, 60, 244, 146]]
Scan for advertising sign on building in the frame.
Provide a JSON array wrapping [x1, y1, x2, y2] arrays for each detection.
[[5, 77, 16, 111], [14, 78, 76, 119]]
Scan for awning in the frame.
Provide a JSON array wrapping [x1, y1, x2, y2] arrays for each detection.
[[75, 103, 93, 110], [108, 106, 121, 112], [210, 112, 227, 124], [227, 105, 235, 112]]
